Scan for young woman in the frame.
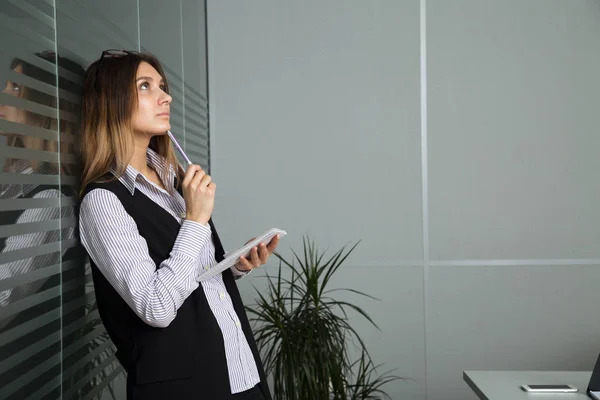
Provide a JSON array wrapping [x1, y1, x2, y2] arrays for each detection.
[[78, 50, 278, 400]]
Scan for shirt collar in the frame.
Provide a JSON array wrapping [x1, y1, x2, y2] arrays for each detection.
[[112, 148, 176, 195]]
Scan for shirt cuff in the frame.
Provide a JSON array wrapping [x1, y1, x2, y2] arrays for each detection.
[[171, 220, 212, 261], [231, 264, 252, 280]]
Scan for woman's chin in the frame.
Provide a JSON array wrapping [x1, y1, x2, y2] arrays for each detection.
[[158, 123, 171, 133], [149, 126, 170, 136]]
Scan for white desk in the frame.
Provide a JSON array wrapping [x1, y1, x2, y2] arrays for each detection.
[[464, 371, 592, 400]]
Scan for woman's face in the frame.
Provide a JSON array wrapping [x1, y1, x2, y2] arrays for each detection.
[[0, 64, 24, 131], [131, 61, 172, 137]]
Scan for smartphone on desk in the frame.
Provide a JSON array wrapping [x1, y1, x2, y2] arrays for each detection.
[[521, 384, 578, 393]]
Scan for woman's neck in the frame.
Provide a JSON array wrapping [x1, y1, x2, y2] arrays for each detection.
[[129, 138, 151, 175]]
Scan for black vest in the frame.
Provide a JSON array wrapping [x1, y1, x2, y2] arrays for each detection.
[[82, 180, 271, 400]]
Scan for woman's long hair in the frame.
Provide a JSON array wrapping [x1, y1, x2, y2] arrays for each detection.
[[79, 52, 183, 197]]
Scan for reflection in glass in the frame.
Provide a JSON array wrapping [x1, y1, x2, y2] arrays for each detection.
[[0, 51, 84, 399], [0, 51, 81, 176]]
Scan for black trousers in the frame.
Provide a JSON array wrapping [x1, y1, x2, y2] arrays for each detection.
[[232, 385, 266, 400], [127, 375, 268, 400]]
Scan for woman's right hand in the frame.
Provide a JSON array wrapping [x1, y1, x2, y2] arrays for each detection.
[[181, 164, 216, 225]]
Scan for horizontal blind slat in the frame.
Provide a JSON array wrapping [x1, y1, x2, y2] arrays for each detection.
[[0, 331, 60, 372], [0, 217, 75, 239], [0, 353, 61, 399], [0, 196, 75, 211], [0, 262, 60, 291], [0, 285, 60, 320], [0, 309, 59, 346]]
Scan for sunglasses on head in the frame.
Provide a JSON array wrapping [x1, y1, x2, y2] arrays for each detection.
[[95, 49, 139, 90]]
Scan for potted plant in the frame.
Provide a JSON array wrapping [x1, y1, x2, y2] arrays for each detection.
[[245, 236, 401, 400]]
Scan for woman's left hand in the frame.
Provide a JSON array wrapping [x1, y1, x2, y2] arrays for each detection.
[[236, 235, 280, 272]]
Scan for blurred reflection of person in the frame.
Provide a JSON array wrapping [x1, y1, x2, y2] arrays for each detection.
[[0, 51, 84, 330]]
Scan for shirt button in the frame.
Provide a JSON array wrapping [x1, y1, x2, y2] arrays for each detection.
[[180, 212, 186, 219], [219, 292, 225, 299], [235, 320, 241, 327]]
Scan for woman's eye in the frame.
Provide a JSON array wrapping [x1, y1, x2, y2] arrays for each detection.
[[139, 82, 149, 90], [159, 85, 166, 91], [10, 82, 21, 92]]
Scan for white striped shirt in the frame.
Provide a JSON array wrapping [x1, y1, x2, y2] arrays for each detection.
[[78, 148, 260, 393]]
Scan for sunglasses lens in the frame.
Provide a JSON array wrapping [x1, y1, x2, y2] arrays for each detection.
[[104, 50, 129, 58]]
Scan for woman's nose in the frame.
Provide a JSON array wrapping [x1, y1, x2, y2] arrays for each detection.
[[160, 92, 172, 105]]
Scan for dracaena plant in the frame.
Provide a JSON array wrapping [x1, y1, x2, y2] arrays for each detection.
[[245, 236, 402, 400]]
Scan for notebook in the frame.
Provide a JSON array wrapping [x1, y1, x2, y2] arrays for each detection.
[[198, 228, 287, 281]]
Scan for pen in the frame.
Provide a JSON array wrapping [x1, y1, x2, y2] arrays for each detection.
[[167, 130, 192, 166]]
